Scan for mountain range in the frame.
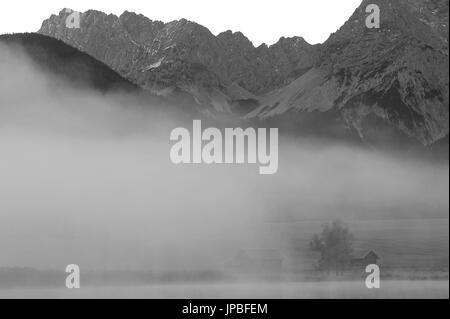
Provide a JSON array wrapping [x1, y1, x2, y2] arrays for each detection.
[[5, 0, 449, 152]]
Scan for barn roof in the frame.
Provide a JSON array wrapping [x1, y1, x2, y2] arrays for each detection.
[[364, 250, 380, 259]]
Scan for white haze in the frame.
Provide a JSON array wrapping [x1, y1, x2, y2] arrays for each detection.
[[0, 44, 448, 272]]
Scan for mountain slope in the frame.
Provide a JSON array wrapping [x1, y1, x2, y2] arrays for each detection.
[[249, 0, 449, 147], [38, 9, 317, 110], [35, 2, 450, 150], [0, 33, 138, 92], [0, 33, 218, 121]]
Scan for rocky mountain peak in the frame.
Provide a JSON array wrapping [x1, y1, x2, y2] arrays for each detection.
[[247, 0, 448, 146], [39, 9, 317, 95], [37, 4, 448, 147], [324, 0, 448, 53], [217, 30, 255, 52]]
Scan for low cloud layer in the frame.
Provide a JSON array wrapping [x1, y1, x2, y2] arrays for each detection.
[[0, 43, 448, 272]]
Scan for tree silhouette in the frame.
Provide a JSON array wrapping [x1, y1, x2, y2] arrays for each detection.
[[310, 220, 354, 276]]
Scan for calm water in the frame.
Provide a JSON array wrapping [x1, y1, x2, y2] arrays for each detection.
[[1, 280, 448, 299]]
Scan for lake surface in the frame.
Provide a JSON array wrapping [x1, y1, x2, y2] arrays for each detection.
[[1, 280, 448, 299]]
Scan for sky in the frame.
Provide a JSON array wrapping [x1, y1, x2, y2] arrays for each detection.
[[0, 0, 362, 45]]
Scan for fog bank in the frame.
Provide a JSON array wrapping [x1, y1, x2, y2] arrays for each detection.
[[0, 43, 448, 272]]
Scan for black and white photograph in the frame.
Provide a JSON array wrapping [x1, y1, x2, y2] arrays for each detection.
[[0, 0, 448, 305]]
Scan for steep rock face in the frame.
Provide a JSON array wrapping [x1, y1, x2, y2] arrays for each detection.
[[250, 0, 449, 146], [38, 11, 218, 89], [37, 2, 449, 147], [218, 31, 318, 94], [38, 10, 317, 98]]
